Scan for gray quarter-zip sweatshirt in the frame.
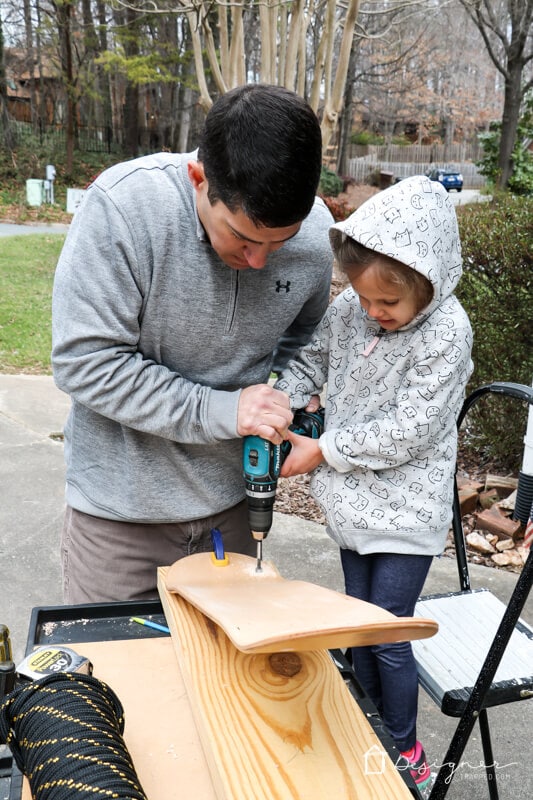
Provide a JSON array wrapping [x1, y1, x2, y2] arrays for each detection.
[[52, 152, 333, 521]]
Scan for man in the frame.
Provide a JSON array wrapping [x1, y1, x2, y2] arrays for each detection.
[[52, 83, 333, 603]]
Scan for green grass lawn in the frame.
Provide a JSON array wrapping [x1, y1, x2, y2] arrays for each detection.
[[0, 234, 65, 373]]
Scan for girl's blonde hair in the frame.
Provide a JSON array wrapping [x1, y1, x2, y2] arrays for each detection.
[[334, 236, 433, 314]]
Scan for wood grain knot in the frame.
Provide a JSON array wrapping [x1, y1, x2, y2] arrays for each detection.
[[268, 652, 302, 677]]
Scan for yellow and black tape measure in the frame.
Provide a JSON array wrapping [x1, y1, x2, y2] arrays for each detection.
[[17, 645, 92, 682]]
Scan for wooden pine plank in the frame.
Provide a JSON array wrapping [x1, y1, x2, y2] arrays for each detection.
[[165, 552, 437, 654], [158, 566, 413, 800]]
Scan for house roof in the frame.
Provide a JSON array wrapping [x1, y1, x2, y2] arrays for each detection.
[[5, 47, 60, 89]]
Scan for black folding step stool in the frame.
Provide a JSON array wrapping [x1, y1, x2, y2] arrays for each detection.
[[413, 382, 533, 800]]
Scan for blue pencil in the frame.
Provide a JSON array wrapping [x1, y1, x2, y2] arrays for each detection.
[[130, 616, 170, 634]]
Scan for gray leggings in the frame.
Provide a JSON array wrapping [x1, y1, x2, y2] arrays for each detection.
[[61, 501, 254, 604]]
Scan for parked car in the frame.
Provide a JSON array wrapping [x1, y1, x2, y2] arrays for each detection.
[[426, 168, 463, 192]]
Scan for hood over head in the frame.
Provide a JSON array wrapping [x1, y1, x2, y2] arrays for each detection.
[[329, 175, 462, 323]]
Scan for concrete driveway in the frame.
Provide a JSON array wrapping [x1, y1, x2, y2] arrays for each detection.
[[448, 188, 490, 206], [0, 222, 69, 236]]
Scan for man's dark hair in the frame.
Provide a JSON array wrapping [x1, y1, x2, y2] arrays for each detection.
[[197, 84, 322, 227]]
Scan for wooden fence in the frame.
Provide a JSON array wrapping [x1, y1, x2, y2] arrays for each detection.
[[345, 156, 486, 189], [346, 142, 483, 163]]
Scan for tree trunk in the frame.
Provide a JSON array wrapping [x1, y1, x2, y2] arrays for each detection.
[[186, 10, 213, 112], [124, 83, 139, 157], [95, 0, 113, 133], [259, 0, 274, 84], [23, 0, 38, 131], [55, 0, 76, 175], [460, 0, 533, 190], [123, 5, 141, 157], [337, 48, 359, 175], [497, 63, 523, 189], [0, 10, 15, 151], [284, 0, 306, 91], [81, 0, 104, 128], [320, 0, 361, 156], [176, 21, 200, 153], [229, 7, 246, 86], [176, 84, 193, 152], [443, 115, 455, 149]]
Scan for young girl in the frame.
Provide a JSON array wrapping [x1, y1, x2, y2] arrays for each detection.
[[276, 175, 473, 796]]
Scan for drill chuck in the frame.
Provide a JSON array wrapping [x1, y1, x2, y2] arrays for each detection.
[[247, 503, 274, 537]]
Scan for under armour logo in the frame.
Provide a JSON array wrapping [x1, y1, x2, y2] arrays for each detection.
[[276, 280, 291, 293]]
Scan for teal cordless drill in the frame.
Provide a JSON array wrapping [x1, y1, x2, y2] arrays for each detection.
[[243, 407, 324, 571]]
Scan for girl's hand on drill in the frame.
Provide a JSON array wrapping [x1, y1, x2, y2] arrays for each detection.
[[280, 430, 323, 477], [237, 384, 292, 444], [305, 395, 321, 414]]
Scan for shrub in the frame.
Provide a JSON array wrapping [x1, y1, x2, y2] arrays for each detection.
[[476, 97, 533, 195], [456, 195, 533, 469], [350, 131, 384, 146], [366, 169, 382, 187], [319, 165, 343, 197], [0, 140, 121, 191], [321, 195, 355, 221]]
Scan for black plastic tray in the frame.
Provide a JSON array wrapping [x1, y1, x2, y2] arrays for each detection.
[[25, 599, 168, 650]]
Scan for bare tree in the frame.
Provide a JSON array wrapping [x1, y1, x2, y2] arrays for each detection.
[[0, 0, 509, 169], [37, 0, 105, 170], [52, 0, 76, 173], [318, 0, 361, 152], [460, 0, 533, 188], [345, 1, 503, 150], [110, 0, 369, 156], [122, 2, 141, 156], [22, 0, 38, 128]]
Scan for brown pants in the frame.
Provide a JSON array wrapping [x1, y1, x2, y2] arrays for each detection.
[[61, 501, 254, 604]]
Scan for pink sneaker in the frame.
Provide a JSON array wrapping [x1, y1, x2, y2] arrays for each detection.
[[399, 740, 433, 795]]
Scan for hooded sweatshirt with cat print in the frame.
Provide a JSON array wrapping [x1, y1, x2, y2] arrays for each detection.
[[276, 175, 473, 556]]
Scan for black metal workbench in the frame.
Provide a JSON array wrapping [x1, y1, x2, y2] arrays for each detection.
[[2, 600, 418, 799]]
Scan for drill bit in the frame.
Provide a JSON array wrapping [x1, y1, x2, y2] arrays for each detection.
[[252, 531, 265, 572]]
